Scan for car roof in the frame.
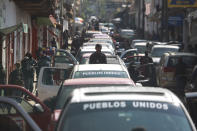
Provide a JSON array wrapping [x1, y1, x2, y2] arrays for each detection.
[[80, 55, 125, 65], [132, 39, 147, 42], [83, 42, 113, 46], [123, 48, 138, 52], [80, 46, 113, 52], [89, 38, 113, 41], [121, 29, 134, 32], [82, 44, 112, 49], [70, 87, 180, 103], [82, 53, 112, 58], [121, 48, 138, 54], [86, 30, 102, 34], [63, 78, 135, 86], [93, 34, 110, 38], [152, 45, 179, 49], [164, 52, 197, 57], [0, 85, 49, 110], [74, 64, 127, 71], [134, 42, 147, 46]]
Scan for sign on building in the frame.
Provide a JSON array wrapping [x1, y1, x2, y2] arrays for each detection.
[[168, 16, 183, 26], [168, 0, 197, 7]]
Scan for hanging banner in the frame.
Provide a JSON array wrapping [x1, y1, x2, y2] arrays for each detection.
[[168, 0, 197, 7]]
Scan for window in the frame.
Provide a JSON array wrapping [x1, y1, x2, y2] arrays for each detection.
[[60, 101, 192, 131], [42, 68, 69, 86]]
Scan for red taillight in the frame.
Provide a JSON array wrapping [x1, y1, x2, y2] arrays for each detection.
[[52, 110, 62, 122], [163, 67, 175, 72]]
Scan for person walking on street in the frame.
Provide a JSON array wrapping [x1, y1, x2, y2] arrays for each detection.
[[140, 51, 153, 65], [71, 35, 80, 56], [36, 49, 51, 79], [62, 30, 70, 49], [21, 52, 36, 92], [8, 62, 23, 86], [174, 57, 187, 101], [51, 37, 57, 48], [139, 51, 153, 80], [0, 64, 6, 84], [89, 44, 107, 64]]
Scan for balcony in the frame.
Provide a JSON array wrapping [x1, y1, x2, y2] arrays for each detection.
[[13, 0, 55, 17]]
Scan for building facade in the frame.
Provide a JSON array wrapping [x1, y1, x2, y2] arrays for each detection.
[[0, 0, 55, 83]]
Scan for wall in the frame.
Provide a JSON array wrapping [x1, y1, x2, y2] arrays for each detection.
[[0, 0, 32, 83]]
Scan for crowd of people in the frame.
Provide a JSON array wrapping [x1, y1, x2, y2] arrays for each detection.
[[0, 48, 52, 93], [1, 24, 197, 103]]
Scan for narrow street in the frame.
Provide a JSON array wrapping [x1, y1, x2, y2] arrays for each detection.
[[1, 0, 197, 131]]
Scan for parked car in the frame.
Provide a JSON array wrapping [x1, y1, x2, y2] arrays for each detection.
[[78, 53, 112, 64], [0, 96, 41, 131], [123, 55, 143, 68], [100, 26, 110, 34], [79, 55, 126, 66], [119, 29, 135, 40], [75, 46, 115, 61], [156, 52, 197, 88], [186, 92, 197, 128], [146, 41, 168, 53], [82, 42, 115, 53], [89, 38, 113, 45], [131, 42, 147, 55], [0, 85, 52, 131], [150, 45, 179, 65], [120, 48, 138, 59], [92, 33, 110, 38], [51, 77, 136, 123], [120, 49, 138, 67], [69, 64, 131, 79], [85, 30, 102, 38], [130, 39, 147, 48], [56, 87, 196, 131], [37, 67, 72, 102]]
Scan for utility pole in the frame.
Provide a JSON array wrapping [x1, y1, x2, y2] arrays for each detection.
[[142, 0, 145, 39], [73, 0, 76, 37], [162, 0, 168, 42], [60, 0, 64, 48]]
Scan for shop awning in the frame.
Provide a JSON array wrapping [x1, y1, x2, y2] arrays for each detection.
[[0, 23, 22, 36], [49, 15, 57, 27], [37, 17, 52, 26]]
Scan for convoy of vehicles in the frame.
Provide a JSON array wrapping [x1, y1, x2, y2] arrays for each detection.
[[56, 87, 196, 131], [1, 23, 197, 131]]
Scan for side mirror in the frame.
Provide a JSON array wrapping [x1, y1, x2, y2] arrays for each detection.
[[123, 58, 127, 62], [33, 103, 44, 113], [116, 45, 120, 49], [68, 63, 74, 67], [136, 83, 143, 87]]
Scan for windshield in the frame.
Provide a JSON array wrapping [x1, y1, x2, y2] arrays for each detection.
[[121, 30, 134, 35], [167, 56, 197, 68], [89, 39, 113, 44], [73, 71, 129, 78], [151, 47, 179, 57], [134, 45, 146, 54], [59, 101, 192, 131]]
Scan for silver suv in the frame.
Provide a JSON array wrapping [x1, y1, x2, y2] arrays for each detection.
[[56, 87, 196, 131], [156, 52, 197, 88]]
